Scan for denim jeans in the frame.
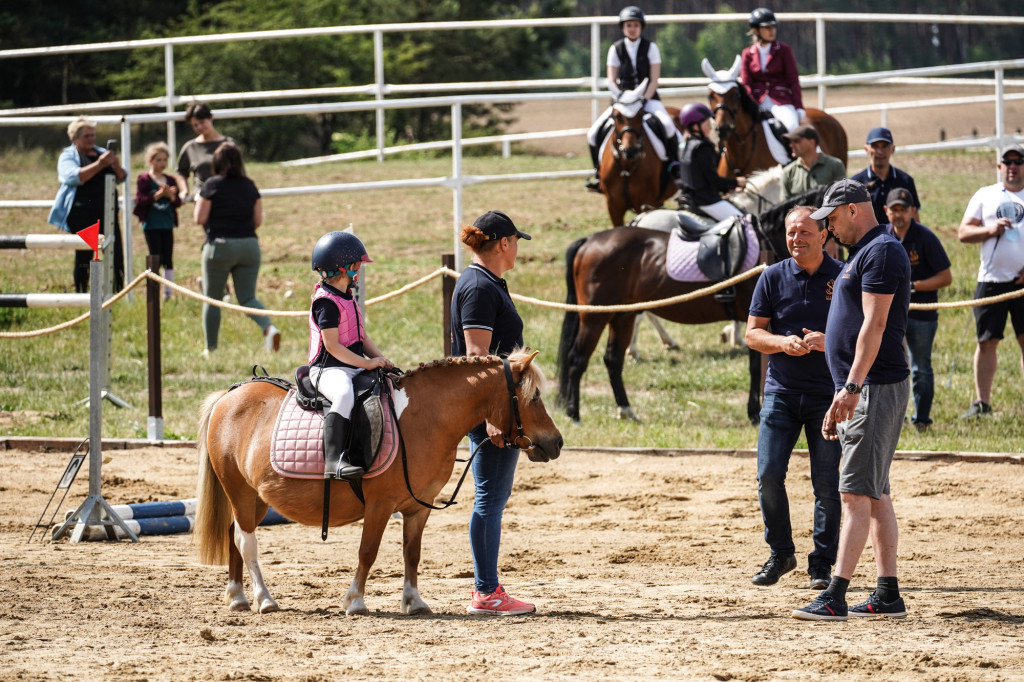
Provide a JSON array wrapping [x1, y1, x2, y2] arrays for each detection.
[[468, 425, 520, 594], [905, 317, 938, 425], [756, 392, 842, 570]]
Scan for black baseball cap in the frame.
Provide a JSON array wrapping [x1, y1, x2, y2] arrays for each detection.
[[810, 179, 872, 220], [866, 127, 894, 145], [472, 210, 532, 241], [886, 187, 914, 208], [783, 124, 819, 144]]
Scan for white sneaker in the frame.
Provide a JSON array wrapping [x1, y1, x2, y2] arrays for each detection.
[[264, 324, 281, 352]]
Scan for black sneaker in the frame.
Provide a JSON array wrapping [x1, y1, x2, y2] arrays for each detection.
[[792, 592, 848, 621], [960, 400, 992, 419], [751, 553, 797, 586], [849, 591, 907, 618], [808, 567, 831, 590]]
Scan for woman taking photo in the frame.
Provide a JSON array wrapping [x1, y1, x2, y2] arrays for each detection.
[[451, 210, 536, 616], [740, 7, 804, 133], [194, 141, 280, 355], [48, 116, 126, 292]]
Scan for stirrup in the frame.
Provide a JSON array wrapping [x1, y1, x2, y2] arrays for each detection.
[[336, 459, 366, 481], [585, 175, 602, 194]]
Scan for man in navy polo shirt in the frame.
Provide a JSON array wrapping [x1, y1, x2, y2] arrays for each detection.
[[793, 179, 911, 622], [851, 127, 921, 225], [746, 206, 843, 591], [885, 188, 952, 431]]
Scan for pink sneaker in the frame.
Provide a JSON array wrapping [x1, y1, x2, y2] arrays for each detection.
[[466, 585, 536, 616]]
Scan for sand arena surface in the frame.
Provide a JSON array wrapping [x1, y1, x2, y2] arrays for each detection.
[[1, 445, 1022, 681]]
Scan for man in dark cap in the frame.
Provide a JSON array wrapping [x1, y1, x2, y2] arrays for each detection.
[[793, 179, 911, 622], [885, 188, 951, 432], [851, 127, 920, 224], [780, 124, 846, 200], [957, 144, 1024, 418]]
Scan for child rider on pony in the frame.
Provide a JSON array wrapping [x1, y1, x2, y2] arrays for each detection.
[[308, 231, 393, 481], [585, 5, 683, 193]]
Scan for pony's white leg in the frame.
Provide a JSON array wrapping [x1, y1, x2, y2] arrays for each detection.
[[720, 321, 745, 348], [224, 579, 250, 612], [627, 315, 643, 360], [401, 579, 430, 616], [233, 526, 279, 614], [646, 315, 678, 350], [342, 577, 369, 616]]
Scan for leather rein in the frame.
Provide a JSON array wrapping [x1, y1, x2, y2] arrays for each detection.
[[712, 97, 759, 177]]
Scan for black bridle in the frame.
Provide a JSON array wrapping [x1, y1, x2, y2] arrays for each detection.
[[612, 122, 645, 174], [712, 93, 759, 176], [397, 356, 532, 511]]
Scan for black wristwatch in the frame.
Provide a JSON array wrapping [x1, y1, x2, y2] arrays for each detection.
[[843, 381, 862, 394]]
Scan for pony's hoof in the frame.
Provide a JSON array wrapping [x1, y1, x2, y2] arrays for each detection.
[[404, 603, 432, 616], [617, 406, 641, 422], [227, 597, 250, 612], [345, 601, 370, 616], [402, 594, 431, 615], [258, 597, 280, 614]]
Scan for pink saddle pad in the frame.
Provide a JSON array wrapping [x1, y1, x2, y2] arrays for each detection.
[[270, 388, 399, 480], [665, 220, 759, 283]]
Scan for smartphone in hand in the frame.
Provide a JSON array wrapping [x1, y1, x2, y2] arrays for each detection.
[[106, 139, 118, 153]]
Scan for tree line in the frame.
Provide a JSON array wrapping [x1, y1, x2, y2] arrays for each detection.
[[0, 1, 1019, 160]]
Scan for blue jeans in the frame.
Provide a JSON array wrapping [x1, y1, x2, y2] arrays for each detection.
[[756, 392, 842, 570], [468, 425, 520, 594], [906, 317, 938, 425]]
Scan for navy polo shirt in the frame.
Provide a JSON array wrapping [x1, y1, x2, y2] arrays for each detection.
[[749, 254, 843, 396], [850, 166, 920, 225], [886, 220, 951, 323], [450, 263, 524, 357], [825, 226, 911, 389]]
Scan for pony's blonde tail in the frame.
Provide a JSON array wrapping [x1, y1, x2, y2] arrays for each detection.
[[194, 390, 233, 566]]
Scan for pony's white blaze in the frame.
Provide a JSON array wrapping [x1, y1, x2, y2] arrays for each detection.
[[234, 526, 279, 613], [391, 387, 409, 419]]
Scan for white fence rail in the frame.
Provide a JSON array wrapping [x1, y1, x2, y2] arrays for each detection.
[[3, 14, 1024, 272]]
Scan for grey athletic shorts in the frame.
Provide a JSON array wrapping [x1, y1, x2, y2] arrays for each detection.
[[837, 378, 910, 499]]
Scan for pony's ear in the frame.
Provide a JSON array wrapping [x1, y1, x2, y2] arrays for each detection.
[[521, 350, 541, 369], [727, 55, 742, 81], [701, 58, 718, 81]]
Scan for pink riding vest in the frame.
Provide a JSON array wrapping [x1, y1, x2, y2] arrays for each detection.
[[307, 283, 365, 364]]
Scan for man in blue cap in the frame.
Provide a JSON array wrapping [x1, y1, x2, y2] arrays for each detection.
[[851, 127, 920, 225]]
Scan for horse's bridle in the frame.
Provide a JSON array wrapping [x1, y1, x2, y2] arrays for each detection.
[[501, 356, 533, 452], [711, 91, 758, 176], [612, 121, 645, 176], [396, 356, 533, 511]]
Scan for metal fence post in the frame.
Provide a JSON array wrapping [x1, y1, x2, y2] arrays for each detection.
[[591, 21, 602, 122], [165, 43, 176, 155], [816, 16, 827, 110], [451, 103, 464, 272], [375, 29, 386, 163]]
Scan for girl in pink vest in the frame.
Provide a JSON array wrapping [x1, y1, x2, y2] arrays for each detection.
[[308, 231, 393, 480]]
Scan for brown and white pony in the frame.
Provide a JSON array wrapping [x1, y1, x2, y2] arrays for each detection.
[[195, 350, 562, 616]]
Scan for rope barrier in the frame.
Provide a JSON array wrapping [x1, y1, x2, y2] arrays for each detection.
[[3, 264, 1024, 339]]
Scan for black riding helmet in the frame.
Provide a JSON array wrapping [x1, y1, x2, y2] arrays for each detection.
[[311, 231, 372, 279], [618, 6, 646, 28], [749, 7, 777, 28]]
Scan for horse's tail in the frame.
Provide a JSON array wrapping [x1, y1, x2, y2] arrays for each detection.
[[557, 237, 586, 403], [195, 390, 233, 566]]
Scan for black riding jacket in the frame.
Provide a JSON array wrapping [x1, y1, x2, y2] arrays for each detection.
[[678, 135, 737, 206]]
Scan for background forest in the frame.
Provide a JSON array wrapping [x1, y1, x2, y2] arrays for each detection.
[[1, 1, 1022, 160]]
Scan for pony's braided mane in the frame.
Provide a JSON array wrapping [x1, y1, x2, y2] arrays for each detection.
[[396, 349, 544, 398]]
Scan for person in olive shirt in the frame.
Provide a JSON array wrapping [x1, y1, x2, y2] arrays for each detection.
[[780, 125, 846, 201]]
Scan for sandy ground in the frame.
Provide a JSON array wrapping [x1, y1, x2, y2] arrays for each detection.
[[1, 445, 1022, 681]]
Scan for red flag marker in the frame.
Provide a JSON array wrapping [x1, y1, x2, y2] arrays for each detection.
[[76, 220, 100, 260]]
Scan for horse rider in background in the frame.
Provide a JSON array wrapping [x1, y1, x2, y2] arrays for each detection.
[[586, 5, 683, 193], [676, 102, 747, 221], [740, 8, 805, 135]]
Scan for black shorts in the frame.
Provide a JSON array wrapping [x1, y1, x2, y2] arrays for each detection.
[[973, 281, 1024, 342]]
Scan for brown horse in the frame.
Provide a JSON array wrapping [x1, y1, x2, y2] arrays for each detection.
[[195, 351, 562, 616], [557, 185, 819, 425], [598, 80, 681, 227], [702, 57, 847, 178]]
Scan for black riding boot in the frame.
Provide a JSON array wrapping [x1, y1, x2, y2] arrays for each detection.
[[585, 143, 602, 193], [323, 412, 363, 481], [665, 134, 681, 178]]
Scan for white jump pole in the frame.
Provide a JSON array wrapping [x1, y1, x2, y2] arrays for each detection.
[[51, 234, 138, 543]]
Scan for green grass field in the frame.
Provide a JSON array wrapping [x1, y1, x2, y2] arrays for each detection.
[[1, 146, 1021, 452]]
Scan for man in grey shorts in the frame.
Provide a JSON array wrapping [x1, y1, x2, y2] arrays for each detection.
[[792, 179, 912, 621]]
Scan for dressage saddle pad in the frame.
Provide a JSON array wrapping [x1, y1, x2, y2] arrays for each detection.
[[665, 216, 759, 283], [270, 388, 399, 480]]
